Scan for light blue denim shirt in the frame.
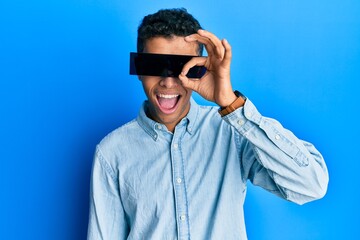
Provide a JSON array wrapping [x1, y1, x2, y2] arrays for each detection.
[[87, 98, 328, 240]]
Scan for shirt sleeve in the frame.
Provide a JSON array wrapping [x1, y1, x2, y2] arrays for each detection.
[[87, 146, 129, 239], [222, 99, 329, 205]]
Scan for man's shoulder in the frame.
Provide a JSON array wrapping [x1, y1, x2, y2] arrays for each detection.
[[199, 104, 219, 114], [193, 102, 239, 136], [97, 118, 140, 150], [195, 103, 223, 123]]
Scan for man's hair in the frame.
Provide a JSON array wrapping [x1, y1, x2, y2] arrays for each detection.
[[137, 8, 204, 55]]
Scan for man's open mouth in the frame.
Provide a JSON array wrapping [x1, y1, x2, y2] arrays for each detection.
[[156, 93, 181, 114]]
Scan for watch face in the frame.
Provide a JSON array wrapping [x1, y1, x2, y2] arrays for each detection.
[[129, 52, 207, 78]]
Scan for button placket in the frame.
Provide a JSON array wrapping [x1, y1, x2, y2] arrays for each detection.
[[170, 131, 190, 240]]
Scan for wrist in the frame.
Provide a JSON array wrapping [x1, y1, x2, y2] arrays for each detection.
[[218, 92, 238, 108], [218, 90, 247, 117]]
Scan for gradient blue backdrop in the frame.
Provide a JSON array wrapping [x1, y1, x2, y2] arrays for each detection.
[[1, 0, 359, 239]]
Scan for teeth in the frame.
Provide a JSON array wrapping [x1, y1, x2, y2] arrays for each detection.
[[158, 94, 179, 99]]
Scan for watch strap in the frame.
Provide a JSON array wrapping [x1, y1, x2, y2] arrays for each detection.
[[219, 90, 246, 117]]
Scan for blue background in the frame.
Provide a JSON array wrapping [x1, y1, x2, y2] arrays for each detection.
[[1, 0, 359, 239]]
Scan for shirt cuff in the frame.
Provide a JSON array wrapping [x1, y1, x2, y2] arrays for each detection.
[[221, 98, 261, 136]]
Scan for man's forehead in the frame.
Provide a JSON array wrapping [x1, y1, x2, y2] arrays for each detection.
[[143, 36, 199, 55]]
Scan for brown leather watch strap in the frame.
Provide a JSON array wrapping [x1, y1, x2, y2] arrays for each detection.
[[219, 91, 246, 117]]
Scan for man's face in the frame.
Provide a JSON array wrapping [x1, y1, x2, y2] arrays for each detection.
[[139, 36, 199, 132]]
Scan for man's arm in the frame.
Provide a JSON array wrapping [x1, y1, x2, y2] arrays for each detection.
[[179, 29, 328, 204], [87, 147, 129, 239], [224, 99, 328, 204]]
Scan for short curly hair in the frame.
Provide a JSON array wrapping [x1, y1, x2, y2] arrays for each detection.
[[137, 8, 204, 56]]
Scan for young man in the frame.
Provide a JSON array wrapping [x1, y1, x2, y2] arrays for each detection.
[[87, 8, 328, 240]]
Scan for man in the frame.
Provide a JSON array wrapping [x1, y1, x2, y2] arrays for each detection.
[[87, 8, 328, 240]]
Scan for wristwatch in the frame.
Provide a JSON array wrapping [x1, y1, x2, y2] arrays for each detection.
[[218, 90, 247, 117]]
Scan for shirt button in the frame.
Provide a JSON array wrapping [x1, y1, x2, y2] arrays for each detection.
[[176, 178, 182, 184], [180, 214, 186, 221], [173, 143, 178, 149], [237, 119, 245, 126], [275, 134, 280, 140], [156, 124, 162, 130]]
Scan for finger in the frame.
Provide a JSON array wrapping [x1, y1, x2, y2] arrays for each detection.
[[178, 71, 201, 92], [197, 29, 224, 59], [185, 34, 216, 56], [181, 56, 207, 77], [222, 39, 232, 66]]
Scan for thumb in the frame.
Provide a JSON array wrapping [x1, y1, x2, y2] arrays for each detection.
[[178, 73, 201, 92]]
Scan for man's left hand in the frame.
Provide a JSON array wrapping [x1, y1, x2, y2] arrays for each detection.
[[178, 29, 237, 107]]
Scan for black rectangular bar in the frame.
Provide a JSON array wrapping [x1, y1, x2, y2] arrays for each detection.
[[129, 52, 206, 78]]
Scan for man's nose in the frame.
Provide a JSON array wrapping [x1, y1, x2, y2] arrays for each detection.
[[159, 77, 179, 88]]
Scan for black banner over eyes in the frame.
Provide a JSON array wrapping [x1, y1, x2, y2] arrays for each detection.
[[129, 52, 207, 79]]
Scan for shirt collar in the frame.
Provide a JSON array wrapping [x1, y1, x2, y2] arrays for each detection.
[[136, 98, 200, 141]]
